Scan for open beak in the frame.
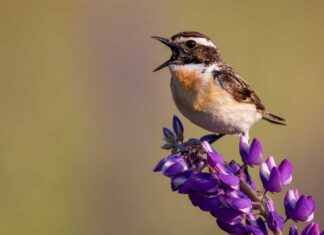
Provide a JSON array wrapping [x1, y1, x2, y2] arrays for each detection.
[[151, 36, 179, 72]]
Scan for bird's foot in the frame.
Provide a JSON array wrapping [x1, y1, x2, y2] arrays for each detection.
[[200, 133, 225, 144]]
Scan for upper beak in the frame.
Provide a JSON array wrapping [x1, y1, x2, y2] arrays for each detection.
[[151, 36, 179, 72]]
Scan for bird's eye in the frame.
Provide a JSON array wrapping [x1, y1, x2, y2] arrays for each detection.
[[186, 40, 197, 49]]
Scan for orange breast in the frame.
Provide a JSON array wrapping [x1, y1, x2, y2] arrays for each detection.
[[172, 70, 223, 112], [193, 79, 221, 111], [173, 70, 203, 92]]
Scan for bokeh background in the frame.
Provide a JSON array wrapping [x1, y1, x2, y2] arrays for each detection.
[[1, 0, 323, 234]]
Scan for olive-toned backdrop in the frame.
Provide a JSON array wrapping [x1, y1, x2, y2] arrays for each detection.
[[1, 0, 323, 234]]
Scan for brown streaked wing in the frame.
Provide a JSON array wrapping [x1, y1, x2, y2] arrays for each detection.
[[213, 64, 265, 111]]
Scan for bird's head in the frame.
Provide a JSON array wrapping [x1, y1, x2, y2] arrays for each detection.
[[152, 31, 221, 72]]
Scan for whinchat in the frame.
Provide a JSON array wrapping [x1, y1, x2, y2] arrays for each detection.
[[152, 31, 285, 140]]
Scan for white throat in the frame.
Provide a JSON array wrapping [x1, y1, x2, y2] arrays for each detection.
[[169, 63, 220, 76]]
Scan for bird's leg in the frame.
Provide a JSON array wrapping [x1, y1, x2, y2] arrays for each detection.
[[241, 131, 250, 142], [207, 134, 225, 144]]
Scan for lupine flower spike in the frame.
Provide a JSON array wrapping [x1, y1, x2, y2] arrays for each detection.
[[284, 189, 315, 222], [154, 116, 321, 235]]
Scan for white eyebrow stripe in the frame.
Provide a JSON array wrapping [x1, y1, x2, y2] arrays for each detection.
[[176, 37, 217, 48]]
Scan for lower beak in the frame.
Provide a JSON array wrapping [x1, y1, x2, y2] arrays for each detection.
[[151, 36, 179, 72]]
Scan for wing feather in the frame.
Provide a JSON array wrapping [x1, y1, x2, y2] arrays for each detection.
[[213, 64, 265, 111]]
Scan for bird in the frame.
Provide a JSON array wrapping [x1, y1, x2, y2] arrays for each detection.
[[152, 31, 285, 141]]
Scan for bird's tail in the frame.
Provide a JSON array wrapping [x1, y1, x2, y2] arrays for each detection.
[[262, 112, 286, 125]]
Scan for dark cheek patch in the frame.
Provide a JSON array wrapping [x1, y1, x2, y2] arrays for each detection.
[[182, 46, 220, 65]]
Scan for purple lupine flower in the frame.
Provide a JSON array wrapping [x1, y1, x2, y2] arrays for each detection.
[[172, 115, 184, 141], [248, 216, 268, 235], [188, 191, 207, 206], [170, 170, 193, 191], [289, 225, 298, 235], [201, 141, 225, 166], [225, 161, 241, 174], [213, 163, 239, 190], [225, 160, 257, 191], [163, 127, 175, 141], [225, 194, 252, 213], [284, 189, 315, 222], [260, 156, 292, 193], [202, 190, 251, 217], [244, 214, 268, 235], [198, 194, 223, 212], [216, 219, 246, 234], [212, 207, 243, 224], [301, 223, 324, 235], [240, 136, 263, 166], [198, 191, 251, 215], [267, 211, 284, 234], [154, 154, 188, 177], [202, 142, 239, 190], [189, 172, 219, 194], [217, 215, 267, 235], [161, 127, 177, 151], [245, 224, 267, 235], [264, 199, 284, 234], [197, 192, 251, 224], [213, 194, 251, 222], [289, 223, 324, 235]]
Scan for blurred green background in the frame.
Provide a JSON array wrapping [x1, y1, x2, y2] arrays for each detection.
[[0, 0, 323, 234]]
